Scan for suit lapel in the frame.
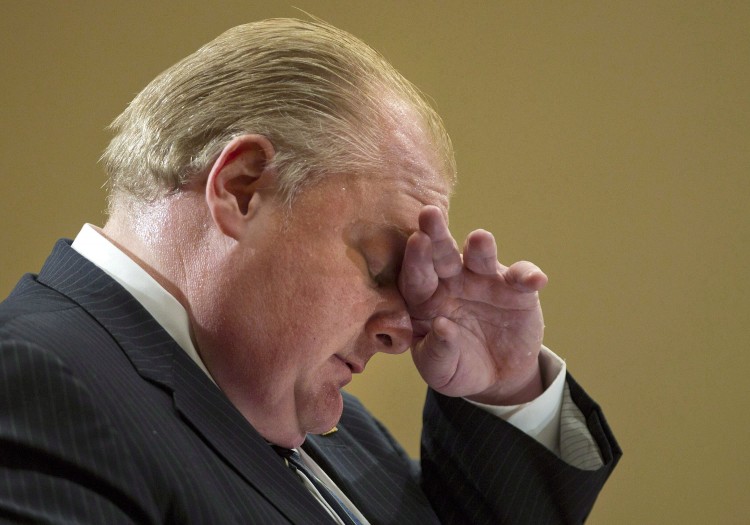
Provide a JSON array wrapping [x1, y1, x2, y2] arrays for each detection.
[[37, 240, 332, 524], [303, 396, 440, 525], [169, 354, 329, 524], [304, 429, 397, 523]]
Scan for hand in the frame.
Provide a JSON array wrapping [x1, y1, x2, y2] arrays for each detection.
[[399, 206, 548, 405]]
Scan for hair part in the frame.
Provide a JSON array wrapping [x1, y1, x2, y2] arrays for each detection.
[[102, 18, 456, 212]]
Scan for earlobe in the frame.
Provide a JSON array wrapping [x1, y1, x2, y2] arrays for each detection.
[[205, 134, 276, 240]]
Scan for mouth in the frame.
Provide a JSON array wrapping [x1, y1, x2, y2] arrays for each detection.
[[336, 354, 365, 374]]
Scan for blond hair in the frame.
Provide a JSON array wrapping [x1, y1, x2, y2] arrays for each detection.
[[102, 18, 455, 209]]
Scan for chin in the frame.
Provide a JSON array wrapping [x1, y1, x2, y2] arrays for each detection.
[[284, 434, 308, 449], [304, 387, 344, 439]]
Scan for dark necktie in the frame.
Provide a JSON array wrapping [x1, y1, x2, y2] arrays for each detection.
[[272, 446, 362, 525]]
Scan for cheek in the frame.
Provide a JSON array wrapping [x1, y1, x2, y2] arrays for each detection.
[[261, 240, 380, 350], [287, 281, 376, 356]]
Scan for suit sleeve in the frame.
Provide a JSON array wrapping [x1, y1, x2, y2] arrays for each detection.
[[420, 375, 621, 524], [0, 339, 161, 524]]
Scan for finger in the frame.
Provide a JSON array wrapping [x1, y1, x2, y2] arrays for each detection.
[[399, 230, 439, 305], [504, 261, 549, 293], [419, 206, 462, 278], [462, 229, 500, 276]]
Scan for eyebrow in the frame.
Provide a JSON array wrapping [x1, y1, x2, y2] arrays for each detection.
[[356, 221, 412, 241], [349, 221, 412, 271]]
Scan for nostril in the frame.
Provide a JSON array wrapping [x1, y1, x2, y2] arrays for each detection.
[[377, 334, 393, 347]]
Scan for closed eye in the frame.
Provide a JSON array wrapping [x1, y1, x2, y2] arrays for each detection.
[[369, 262, 400, 288]]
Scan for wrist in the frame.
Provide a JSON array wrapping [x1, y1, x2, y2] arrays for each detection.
[[465, 358, 543, 406]]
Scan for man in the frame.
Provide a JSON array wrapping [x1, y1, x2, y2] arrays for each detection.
[[0, 18, 620, 524]]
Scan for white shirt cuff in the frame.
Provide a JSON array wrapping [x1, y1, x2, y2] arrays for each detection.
[[465, 346, 564, 455]]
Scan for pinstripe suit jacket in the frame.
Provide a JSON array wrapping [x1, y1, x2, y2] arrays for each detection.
[[0, 240, 620, 524]]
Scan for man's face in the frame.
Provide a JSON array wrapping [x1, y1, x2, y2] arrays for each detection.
[[196, 125, 450, 448]]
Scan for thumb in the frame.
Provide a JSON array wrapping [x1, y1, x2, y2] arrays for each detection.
[[411, 317, 461, 395]]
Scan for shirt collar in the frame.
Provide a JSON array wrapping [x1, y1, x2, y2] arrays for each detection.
[[71, 224, 215, 383]]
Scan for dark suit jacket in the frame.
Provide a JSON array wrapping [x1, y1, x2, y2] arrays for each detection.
[[0, 240, 620, 524]]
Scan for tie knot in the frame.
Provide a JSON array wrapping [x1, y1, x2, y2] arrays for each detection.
[[271, 445, 299, 462]]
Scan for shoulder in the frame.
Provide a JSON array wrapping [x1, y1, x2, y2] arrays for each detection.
[[1, 273, 77, 320], [1, 273, 113, 366]]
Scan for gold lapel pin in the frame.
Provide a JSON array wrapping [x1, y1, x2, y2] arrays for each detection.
[[321, 426, 338, 436]]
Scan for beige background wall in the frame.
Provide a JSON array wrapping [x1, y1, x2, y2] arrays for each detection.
[[1, 1, 748, 523]]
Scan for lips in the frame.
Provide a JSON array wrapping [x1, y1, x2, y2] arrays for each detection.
[[336, 354, 365, 374]]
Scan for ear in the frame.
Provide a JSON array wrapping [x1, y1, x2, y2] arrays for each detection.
[[205, 134, 277, 240]]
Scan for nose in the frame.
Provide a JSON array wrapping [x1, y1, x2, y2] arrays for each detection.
[[365, 306, 412, 355]]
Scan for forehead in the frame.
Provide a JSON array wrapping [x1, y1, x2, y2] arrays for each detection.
[[381, 98, 455, 198], [282, 164, 448, 249], [348, 139, 451, 233], [284, 110, 451, 232], [307, 169, 448, 231]]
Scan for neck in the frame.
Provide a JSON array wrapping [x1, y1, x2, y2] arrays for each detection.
[[102, 199, 197, 311]]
